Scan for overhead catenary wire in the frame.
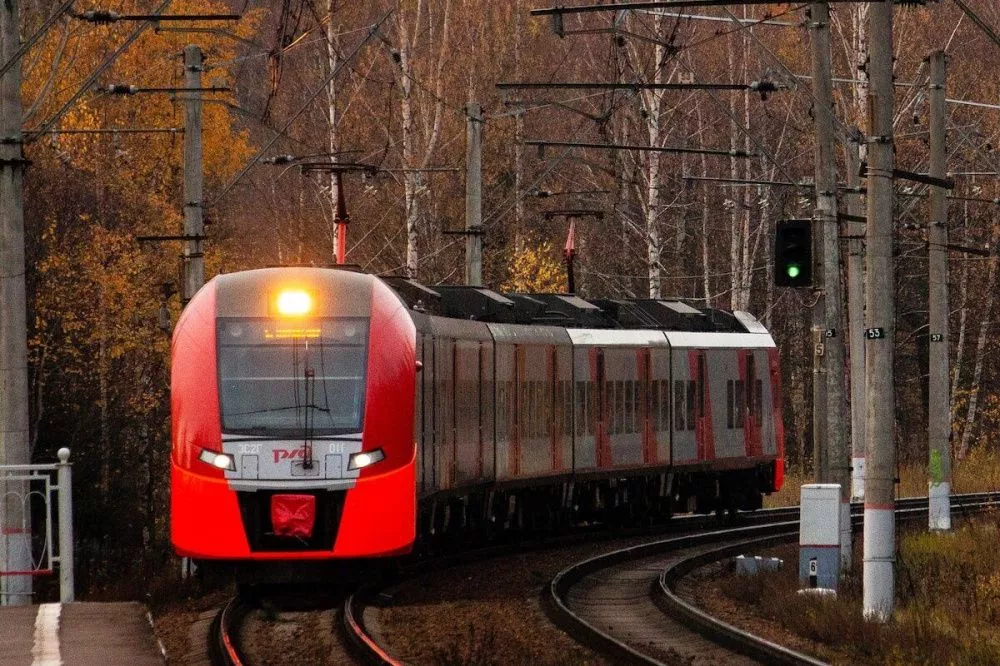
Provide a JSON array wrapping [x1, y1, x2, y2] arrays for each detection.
[[0, 0, 76, 81], [207, 10, 394, 208], [25, 0, 175, 143]]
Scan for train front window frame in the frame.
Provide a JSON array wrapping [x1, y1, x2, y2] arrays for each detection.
[[217, 317, 369, 437]]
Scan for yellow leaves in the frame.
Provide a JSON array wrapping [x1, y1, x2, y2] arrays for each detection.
[[24, 0, 257, 212], [501, 239, 567, 294]]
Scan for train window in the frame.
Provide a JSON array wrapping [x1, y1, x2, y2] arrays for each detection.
[[687, 380, 696, 430], [524, 381, 532, 438], [755, 379, 763, 427], [554, 381, 562, 435], [531, 381, 539, 438], [635, 382, 642, 431], [564, 381, 573, 434], [660, 380, 671, 431], [726, 380, 734, 429], [540, 380, 547, 437], [650, 381, 659, 431], [615, 381, 625, 435], [734, 380, 745, 430], [218, 317, 368, 437], [674, 380, 685, 431], [623, 380, 633, 434], [587, 383, 596, 435], [697, 355, 706, 417], [604, 381, 612, 434]]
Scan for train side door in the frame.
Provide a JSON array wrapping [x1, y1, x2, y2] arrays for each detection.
[[416, 333, 428, 495], [494, 342, 516, 481], [572, 346, 597, 471], [434, 336, 456, 490], [650, 346, 672, 465], [670, 348, 696, 463], [738, 349, 763, 458], [454, 339, 482, 484], [602, 347, 642, 467]]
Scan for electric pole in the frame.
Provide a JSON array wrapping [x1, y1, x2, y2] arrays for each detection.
[[845, 128, 867, 503], [808, 1, 850, 568], [927, 50, 951, 531], [864, 0, 896, 622], [465, 102, 483, 286], [183, 44, 204, 303], [0, 0, 32, 605]]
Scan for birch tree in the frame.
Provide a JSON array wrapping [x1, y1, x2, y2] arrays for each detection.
[[389, 0, 452, 278]]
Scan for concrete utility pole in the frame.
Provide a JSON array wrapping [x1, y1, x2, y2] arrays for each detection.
[[182, 44, 204, 303], [465, 102, 483, 286], [844, 129, 867, 502], [863, 0, 896, 622], [0, 0, 33, 605], [927, 50, 951, 531], [808, 0, 850, 569]]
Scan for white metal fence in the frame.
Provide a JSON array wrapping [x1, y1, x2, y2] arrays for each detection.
[[0, 448, 74, 605]]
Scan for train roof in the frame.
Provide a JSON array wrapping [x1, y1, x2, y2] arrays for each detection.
[[380, 276, 764, 334]]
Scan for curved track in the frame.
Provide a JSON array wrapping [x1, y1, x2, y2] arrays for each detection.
[[342, 587, 403, 666], [548, 493, 1000, 666], [209, 596, 251, 666]]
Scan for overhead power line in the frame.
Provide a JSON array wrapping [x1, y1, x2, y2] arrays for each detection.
[[71, 10, 240, 23], [0, 0, 76, 81], [526, 139, 754, 158], [498, 80, 781, 95], [208, 11, 394, 208], [531, 1, 866, 17], [952, 0, 1000, 52], [25, 0, 174, 143]]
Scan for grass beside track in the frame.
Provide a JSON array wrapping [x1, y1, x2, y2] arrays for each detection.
[[765, 447, 1000, 507], [708, 510, 1000, 665]]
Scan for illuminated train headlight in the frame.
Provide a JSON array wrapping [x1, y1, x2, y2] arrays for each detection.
[[276, 289, 313, 316], [198, 448, 236, 471], [348, 449, 385, 471]]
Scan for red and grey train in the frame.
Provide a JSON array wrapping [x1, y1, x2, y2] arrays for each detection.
[[170, 267, 784, 566]]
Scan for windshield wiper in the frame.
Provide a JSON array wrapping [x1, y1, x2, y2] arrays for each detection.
[[225, 404, 331, 417]]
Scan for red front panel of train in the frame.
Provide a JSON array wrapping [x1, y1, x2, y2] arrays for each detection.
[[170, 269, 417, 560]]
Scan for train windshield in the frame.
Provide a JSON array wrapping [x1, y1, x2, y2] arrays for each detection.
[[217, 317, 369, 437]]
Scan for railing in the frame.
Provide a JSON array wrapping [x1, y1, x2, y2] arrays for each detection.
[[0, 448, 74, 604]]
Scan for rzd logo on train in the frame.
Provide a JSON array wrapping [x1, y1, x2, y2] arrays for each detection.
[[273, 448, 308, 463]]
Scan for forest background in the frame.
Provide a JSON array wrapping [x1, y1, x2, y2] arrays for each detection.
[[12, 0, 1000, 595]]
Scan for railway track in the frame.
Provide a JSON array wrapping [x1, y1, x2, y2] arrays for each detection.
[[209, 596, 251, 666], [209, 587, 370, 666], [342, 587, 403, 665], [206, 494, 1000, 665], [547, 492, 1000, 666]]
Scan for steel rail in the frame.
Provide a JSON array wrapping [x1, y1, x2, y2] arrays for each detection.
[[657, 494, 1000, 666], [342, 587, 403, 666], [547, 492, 1000, 666], [208, 596, 250, 666]]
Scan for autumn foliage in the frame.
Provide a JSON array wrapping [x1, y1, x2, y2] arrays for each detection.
[[13, 1, 1000, 594]]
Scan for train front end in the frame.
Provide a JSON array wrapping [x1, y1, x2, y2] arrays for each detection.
[[170, 267, 417, 563]]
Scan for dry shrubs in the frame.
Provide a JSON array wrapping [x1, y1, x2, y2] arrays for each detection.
[[431, 623, 502, 666], [769, 448, 1000, 510], [724, 514, 1000, 665]]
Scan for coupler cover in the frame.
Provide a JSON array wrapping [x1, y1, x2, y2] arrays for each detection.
[[271, 494, 316, 539]]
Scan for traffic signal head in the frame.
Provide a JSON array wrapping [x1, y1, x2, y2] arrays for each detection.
[[774, 219, 813, 287]]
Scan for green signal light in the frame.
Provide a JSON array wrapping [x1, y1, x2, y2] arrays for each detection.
[[786, 264, 801, 279]]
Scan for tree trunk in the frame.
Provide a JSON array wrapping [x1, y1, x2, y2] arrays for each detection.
[[326, 0, 341, 262], [958, 225, 1000, 459]]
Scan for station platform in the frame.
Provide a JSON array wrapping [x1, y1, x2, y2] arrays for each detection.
[[0, 602, 165, 666]]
